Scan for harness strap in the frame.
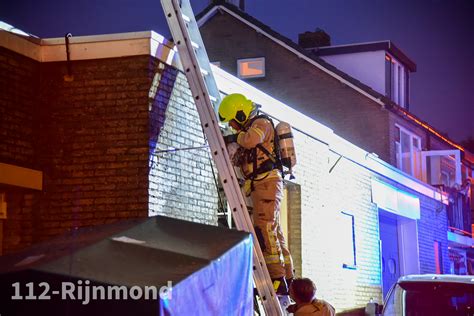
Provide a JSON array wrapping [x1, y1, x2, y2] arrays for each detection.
[[257, 144, 276, 163], [245, 113, 284, 191], [278, 132, 292, 140]]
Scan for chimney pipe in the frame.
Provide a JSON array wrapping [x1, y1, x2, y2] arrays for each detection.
[[239, 0, 245, 11], [298, 28, 331, 49]]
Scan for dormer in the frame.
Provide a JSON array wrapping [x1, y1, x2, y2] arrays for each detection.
[[304, 31, 417, 110]]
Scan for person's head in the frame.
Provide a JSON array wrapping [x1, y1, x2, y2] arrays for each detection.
[[218, 93, 255, 131], [289, 278, 317, 304]]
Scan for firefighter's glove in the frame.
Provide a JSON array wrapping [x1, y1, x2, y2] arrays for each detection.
[[223, 133, 238, 144], [287, 304, 297, 313], [232, 147, 246, 166], [227, 143, 242, 166]]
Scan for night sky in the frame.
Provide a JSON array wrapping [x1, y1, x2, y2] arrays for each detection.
[[1, 0, 473, 144]]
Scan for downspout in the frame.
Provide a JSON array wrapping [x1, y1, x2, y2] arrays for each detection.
[[64, 33, 74, 82]]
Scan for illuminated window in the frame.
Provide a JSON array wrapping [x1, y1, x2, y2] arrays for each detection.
[[237, 57, 265, 79], [340, 212, 357, 269], [386, 55, 407, 108], [395, 125, 421, 178]]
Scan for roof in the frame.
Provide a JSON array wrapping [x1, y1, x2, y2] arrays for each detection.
[[314, 41, 417, 72], [196, 2, 473, 165], [0, 20, 40, 44]]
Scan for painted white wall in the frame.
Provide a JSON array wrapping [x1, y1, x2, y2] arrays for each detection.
[[397, 217, 421, 275], [320, 50, 386, 96]]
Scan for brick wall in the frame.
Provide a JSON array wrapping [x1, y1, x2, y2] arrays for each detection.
[[0, 48, 42, 253], [1, 189, 40, 254], [290, 130, 383, 311], [417, 197, 450, 274], [35, 56, 151, 243], [1, 48, 218, 253], [0, 47, 39, 168], [286, 182, 302, 276], [148, 59, 218, 224]]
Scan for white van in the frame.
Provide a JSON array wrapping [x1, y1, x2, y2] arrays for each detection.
[[382, 274, 474, 316]]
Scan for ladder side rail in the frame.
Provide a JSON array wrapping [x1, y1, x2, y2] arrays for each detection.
[[175, 0, 221, 113]]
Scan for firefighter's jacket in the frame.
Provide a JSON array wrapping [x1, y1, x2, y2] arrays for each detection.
[[235, 115, 280, 182], [293, 299, 336, 316]]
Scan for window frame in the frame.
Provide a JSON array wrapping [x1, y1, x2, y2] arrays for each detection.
[[340, 211, 357, 270], [395, 124, 421, 177], [237, 57, 266, 79], [387, 55, 407, 108]]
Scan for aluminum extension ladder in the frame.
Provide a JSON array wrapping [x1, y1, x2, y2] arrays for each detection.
[[160, 0, 284, 315]]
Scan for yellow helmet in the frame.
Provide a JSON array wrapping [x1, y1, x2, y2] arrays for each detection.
[[218, 93, 254, 124]]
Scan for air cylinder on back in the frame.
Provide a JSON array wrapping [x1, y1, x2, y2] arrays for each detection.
[[275, 121, 296, 170]]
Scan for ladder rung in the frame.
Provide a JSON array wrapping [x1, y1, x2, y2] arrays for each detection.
[[209, 95, 217, 102], [200, 68, 209, 76], [191, 41, 200, 50], [181, 13, 191, 23]]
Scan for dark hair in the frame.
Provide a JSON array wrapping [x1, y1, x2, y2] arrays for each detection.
[[290, 278, 317, 303]]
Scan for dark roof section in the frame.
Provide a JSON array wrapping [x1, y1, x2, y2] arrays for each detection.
[[196, 2, 472, 164], [314, 41, 417, 72]]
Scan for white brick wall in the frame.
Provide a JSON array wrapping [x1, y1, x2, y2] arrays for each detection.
[[148, 66, 218, 225], [289, 126, 448, 311], [291, 130, 383, 311]]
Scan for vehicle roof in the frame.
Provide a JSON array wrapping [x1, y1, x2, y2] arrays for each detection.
[[398, 274, 474, 284]]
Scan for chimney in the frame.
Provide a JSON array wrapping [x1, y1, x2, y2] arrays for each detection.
[[298, 28, 331, 49]]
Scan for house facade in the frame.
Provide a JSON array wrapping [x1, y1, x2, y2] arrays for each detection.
[[214, 66, 449, 307], [0, 17, 468, 313], [197, 1, 474, 280]]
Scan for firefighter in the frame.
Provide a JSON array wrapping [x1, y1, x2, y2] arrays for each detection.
[[287, 278, 336, 316], [219, 93, 294, 295]]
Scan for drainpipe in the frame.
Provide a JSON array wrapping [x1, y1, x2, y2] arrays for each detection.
[[64, 33, 74, 82]]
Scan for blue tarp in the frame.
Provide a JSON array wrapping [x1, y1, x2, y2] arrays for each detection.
[[160, 235, 253, 315]]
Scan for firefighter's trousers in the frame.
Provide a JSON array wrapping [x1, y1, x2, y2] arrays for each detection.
[[251, 177, 294, 280]]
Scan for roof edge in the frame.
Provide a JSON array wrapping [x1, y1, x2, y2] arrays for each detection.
[[0, 29, 180, 68], [315, 41, 417, 72]]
